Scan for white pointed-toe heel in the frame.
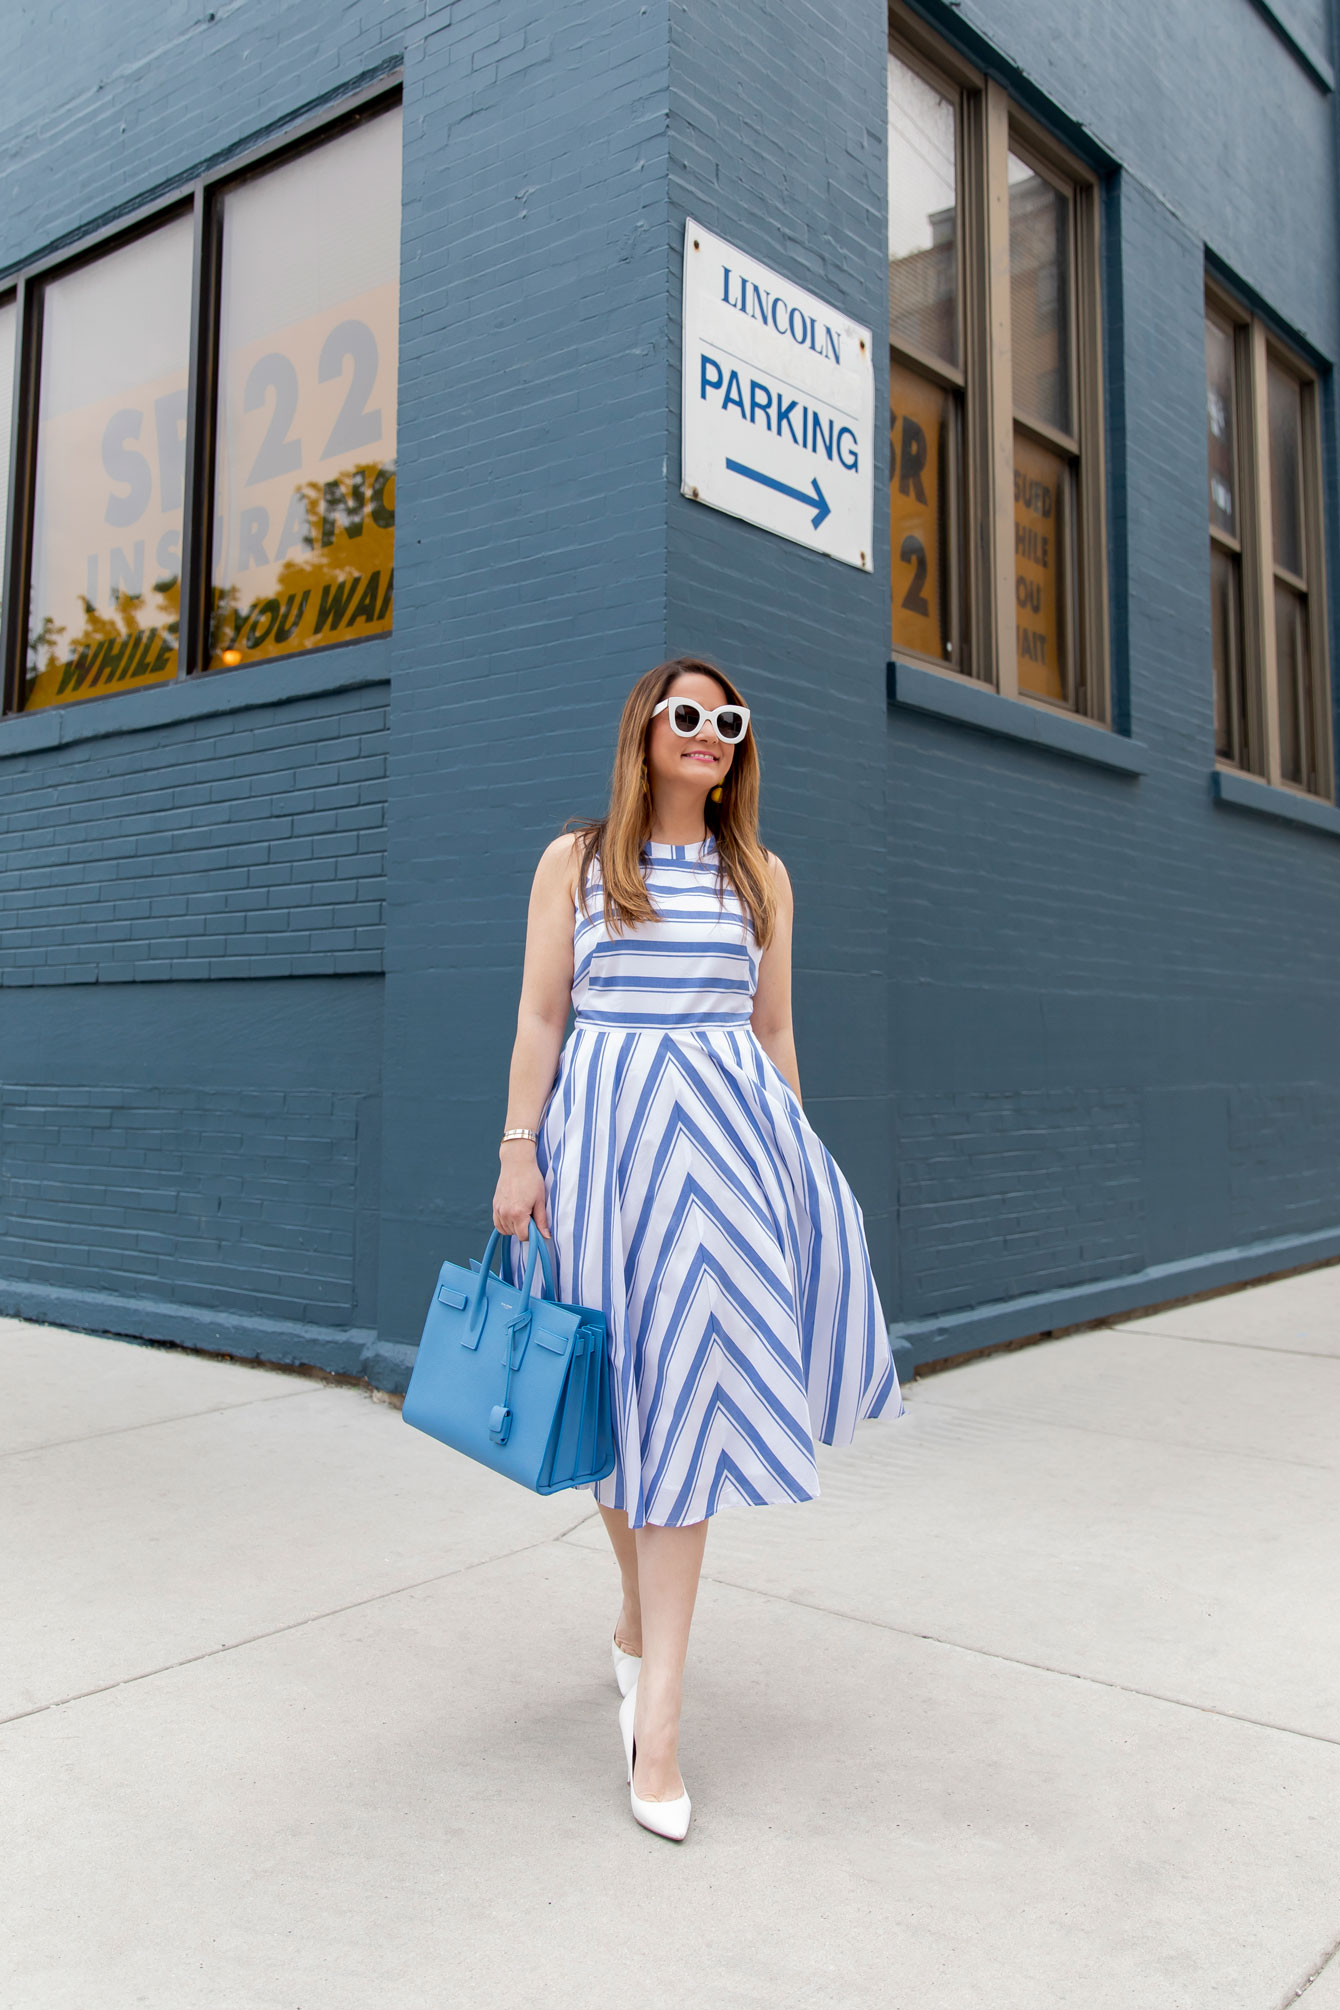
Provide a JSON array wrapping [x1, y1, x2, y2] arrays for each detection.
[[611, 1631, 641, 1699], [618, 1683, 691, 1842]]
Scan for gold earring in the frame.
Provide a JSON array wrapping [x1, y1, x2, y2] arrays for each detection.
[[708, 783, 724, 803]]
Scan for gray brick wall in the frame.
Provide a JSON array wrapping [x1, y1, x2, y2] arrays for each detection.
[[0, 1085, 363, 1322], [1231, 1087, 1340, 1241], [894, 1090, 1146, 1318], [0, 690, 387, 985]]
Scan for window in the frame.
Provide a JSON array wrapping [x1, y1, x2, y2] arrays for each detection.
[[24, 218, 193, 709], [1205, 287, 1333, 799], [0, 300, 15, 634], [1206, 309, 1248, 767], [888, 21, 1109, 720], [209, 111, 400, 671], [0, 87, 401, 716], [887, 53, 964, 672]]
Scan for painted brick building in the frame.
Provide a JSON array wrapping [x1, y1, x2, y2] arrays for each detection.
[[0, 0, 1336, 1384]]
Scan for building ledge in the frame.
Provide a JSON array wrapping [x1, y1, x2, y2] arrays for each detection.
[[0, 1274, 380, 1383], [1211, 766, 1340, 838], [890, 1224, 1340, 1372], [0, 637, 391, 763], [1247, 0, 1335, 92], [888, 659, 1147, 775]]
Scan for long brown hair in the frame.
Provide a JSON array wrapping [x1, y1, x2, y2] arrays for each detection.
[[567, 658, 777, 948]]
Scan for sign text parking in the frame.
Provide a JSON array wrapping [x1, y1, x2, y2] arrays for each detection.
[[681, 220, 874, 571]]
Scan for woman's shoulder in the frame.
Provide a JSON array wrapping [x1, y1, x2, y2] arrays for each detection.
[[535, 829, 591, 901], [539, 830, 584, 869], [760, 846, 792, 890]]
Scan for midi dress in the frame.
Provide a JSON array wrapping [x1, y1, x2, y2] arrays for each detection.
[[508, 832, 902, 1528]]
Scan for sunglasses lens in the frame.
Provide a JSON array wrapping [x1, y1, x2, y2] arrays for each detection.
[[671, 702, 703, 734], [717, 709, 745, 742]]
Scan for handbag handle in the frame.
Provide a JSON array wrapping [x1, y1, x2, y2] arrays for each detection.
[[469, 1225, 557, 1334]]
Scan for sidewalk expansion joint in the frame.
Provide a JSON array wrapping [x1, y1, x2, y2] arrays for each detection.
[[0, 1519, 593, 1731], [1276, 1932, 1340, 2008], [913, 1398, 1337, 1472], [3, 1386, 325, 1463], [694, 1567, 1340, 1752], [1118, 1328, 1340, 1365]]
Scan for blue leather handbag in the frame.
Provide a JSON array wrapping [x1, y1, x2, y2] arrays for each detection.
[[402, 1227, 616, 1494]]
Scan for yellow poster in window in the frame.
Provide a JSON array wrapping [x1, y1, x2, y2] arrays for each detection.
[[890, 366, 951, 664], [24, 216, 193, 711], [24, 363, 188, 709], [208, 278, 397, 669], [208, 110, 401, 671], [1013, 430, 1068, 703]]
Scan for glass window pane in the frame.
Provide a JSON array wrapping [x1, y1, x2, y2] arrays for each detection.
[[0, 301, 15, 631], [210, 107, 401, 671], [888, 53, 958, 368], [1210, 543, 1245, 764], [1009, 153, 1071, 435], [1275, 583, 1315, 788], [25, 219, 192, 710], [891, 364, 964, 670], [1267, 361, 1304, 580], [1205, 316, 1238, 539], [1013, 428, 1071, 703]]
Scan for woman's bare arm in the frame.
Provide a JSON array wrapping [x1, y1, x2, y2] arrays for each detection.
[[749, 852, 802, 1105], [492, 833, 580, 1239]]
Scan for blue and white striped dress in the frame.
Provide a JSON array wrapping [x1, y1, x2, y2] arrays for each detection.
[[512, 833, 902, 1528]]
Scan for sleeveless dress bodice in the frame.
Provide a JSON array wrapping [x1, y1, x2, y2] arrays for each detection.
[[506, 832, 902, 1528], [571, 836, 759, 1031]]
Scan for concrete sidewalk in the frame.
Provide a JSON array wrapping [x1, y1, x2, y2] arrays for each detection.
[[3, 1270, 1338, 2010]]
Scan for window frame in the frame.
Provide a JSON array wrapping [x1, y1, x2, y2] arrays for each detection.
[[1205, 277, 1334, 802], [1205, 301, 1255, 770], [0, 72, 402, 720], [889, 8, 1110, 725]]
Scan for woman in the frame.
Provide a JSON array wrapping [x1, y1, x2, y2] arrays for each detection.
[[492, 657, 902, 1842]]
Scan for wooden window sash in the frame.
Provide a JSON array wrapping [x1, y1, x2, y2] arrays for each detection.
[[1208, 290, 1265, 779], [990, 90, 1107, 717], [1243, 317, 1282, 785], [888, 33, 985, 684], [1003, 123, 1105, 722], [1072, 170, 1108, 723], [983, 80, 1017, 699], [1014, 410, 1080, 460], [890, 6, 984, 97], [958, 74, 993, 688], [1209, 367, 1250, 767], [890, 12, 1109, 723], [1209, 283, 1335, 799], [890, 334, 965, 394], [1297, 368, 1334, 798]]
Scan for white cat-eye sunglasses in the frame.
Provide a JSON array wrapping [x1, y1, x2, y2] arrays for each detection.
[[651, 696, 751, 744]]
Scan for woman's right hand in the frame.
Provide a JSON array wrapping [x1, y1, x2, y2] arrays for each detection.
[[492, 1145, 550, 1242]]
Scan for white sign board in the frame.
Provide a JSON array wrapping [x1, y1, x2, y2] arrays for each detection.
[[680, 219, 874, 571]]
